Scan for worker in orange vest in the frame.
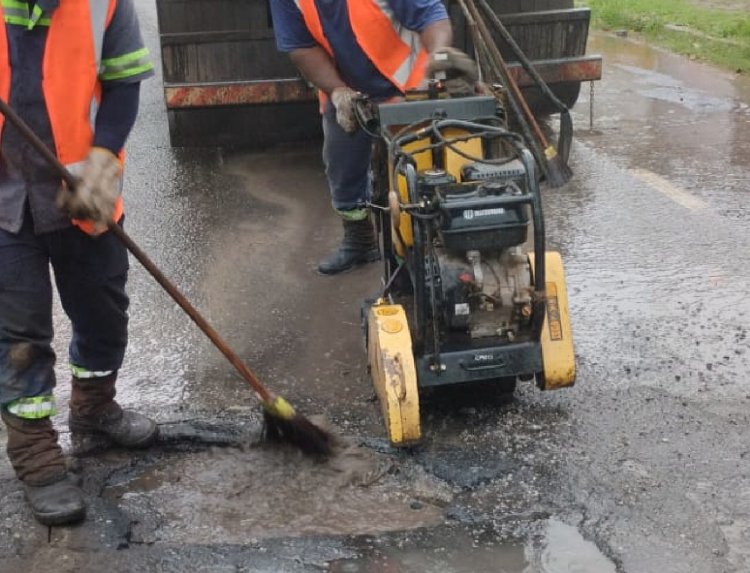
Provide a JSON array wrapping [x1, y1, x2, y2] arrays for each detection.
[[0, 0, 156, 526], [270, 0, 475, 274]]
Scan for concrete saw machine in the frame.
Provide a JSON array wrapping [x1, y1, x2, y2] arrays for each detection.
[[358, 91, 576, 447]]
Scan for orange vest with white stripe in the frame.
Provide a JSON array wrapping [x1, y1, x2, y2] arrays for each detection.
[[0, 0, 124, 235], [294, 0, 429, 95]]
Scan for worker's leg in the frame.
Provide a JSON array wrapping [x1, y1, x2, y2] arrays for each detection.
[[318, 102, 380, 275], [49, 219, 157, 448], [0, 215, 85, 526]]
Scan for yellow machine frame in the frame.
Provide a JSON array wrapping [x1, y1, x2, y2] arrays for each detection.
[[366, 99, 575, 447], [367, 301, 422, 445], [528, 252, 576, 390]]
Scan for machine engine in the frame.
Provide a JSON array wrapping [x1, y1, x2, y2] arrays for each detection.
[[434, 247, 533, 340], [424, 159, 535, 341]]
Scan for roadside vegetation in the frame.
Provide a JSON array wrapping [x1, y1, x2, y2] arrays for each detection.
[[578, 0, 750, 72]]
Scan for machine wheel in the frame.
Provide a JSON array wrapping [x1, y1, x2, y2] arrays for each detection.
[[493, 376, 518, 396], [420, 377, 517, 409], [482, 377, 517, 404]]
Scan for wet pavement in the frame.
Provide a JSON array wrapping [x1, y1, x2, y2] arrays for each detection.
[[1, 3, 750, 571]]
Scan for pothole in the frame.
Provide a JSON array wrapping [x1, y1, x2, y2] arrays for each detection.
[[105, 441, 446, 544]]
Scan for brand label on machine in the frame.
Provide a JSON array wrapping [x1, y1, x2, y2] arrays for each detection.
[[454, 303, 470, 316], [470, 353, 507, 368], [462, 207, 506, 220], [546, 282, 563, 341], [474, 353, 495, 362]]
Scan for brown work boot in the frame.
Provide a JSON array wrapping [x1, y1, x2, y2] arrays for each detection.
[[68, 374, 158, 448], [1, 409, 86, 526]]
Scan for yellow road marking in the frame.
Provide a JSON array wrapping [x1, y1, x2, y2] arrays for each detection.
[[631, 168, 709, 211]]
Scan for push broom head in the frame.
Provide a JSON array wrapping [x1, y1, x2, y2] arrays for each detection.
[[261, 396, 334, 457], [545, 108, 574, 187], [543, 144, 573, 188], [557, 109, 573, 166]]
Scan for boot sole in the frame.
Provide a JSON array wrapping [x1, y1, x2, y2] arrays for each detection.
[[317, 252, 382, 276], [33, 505, 86, 526], [68, 422, 159, 449]]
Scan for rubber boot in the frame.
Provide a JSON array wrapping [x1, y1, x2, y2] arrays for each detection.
[[68, 374, 158, 448], [318, 217, 380, 275], [1, 409, 85, 526]]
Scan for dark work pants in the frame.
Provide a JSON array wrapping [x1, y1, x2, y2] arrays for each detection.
[[321, 101, 374, 212], [0, 211, 129, 406]]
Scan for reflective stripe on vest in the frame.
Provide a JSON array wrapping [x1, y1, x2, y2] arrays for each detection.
[[0, 0, 124, 234], [293, 0, 428, 92], [0, 6, 10, 139]]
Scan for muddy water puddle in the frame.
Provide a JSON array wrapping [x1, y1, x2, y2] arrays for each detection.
[[104, 442, 617, 572], [330, 531, 526, 573], [330, 520, 617, 573], [106, 441, 447, 544]]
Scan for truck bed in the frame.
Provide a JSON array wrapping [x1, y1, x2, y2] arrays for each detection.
[[156, 0, 601, 147]]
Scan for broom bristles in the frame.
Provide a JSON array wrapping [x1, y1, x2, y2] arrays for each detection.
[[261, 403, 334, 457], [557, 110, 573, 166]]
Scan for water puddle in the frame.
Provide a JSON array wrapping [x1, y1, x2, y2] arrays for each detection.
[[525, 519, 618, 573], [106, 441, 616, 571], [589, 32, 750, 101], [584, 33, 750, 139], [329, 529, 526, 573], [106, 441, 447, 544], [329, 519, 617, 573], [615, 63, 735, 113]]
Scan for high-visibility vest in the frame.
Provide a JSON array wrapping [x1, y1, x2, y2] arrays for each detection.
[[294, 0, 429, 96], [0, 0, 124, 235]]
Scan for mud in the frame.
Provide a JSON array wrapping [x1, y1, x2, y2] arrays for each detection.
[[107, 439, 446, 544], [7, 343, 34, 372]]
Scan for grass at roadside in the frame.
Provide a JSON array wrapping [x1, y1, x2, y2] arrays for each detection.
[[578, 0, 750, 72]]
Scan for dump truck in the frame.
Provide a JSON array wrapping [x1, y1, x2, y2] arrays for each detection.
[[155, 0, 602, 147]]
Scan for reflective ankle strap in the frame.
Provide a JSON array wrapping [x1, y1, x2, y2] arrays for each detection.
[[5, 395, 57, 419], [70, 364, 114, 379]]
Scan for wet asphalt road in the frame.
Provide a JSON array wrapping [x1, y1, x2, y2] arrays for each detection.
[[2, 2, 750, 571]]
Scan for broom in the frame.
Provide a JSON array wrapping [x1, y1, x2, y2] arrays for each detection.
[[0, 96, 333, 457], [461, 0, 573, 187], [475, 0, 573, 165], [455, 0, 550, 180]]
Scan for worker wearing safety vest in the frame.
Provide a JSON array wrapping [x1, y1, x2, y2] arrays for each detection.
[[270, 0, 475, 275], [0, 0, 156, 526]]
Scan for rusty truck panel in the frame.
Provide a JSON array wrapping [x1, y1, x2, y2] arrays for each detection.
[[156, 0, 601, 147]]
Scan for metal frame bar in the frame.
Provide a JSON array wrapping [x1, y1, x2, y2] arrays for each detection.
[[162, 55, 601, 110]]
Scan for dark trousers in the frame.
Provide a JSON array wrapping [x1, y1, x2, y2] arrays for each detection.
[[0, 211, 129, 406], [321, 101, 374, 212]]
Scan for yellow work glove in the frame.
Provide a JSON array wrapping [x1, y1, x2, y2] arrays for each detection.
[[330, 86, 358, 134], [58, 147, 122, 235], [427, 47, 478, 97]]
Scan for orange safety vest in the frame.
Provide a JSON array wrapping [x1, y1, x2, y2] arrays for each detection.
[[294, 0, 429, 105], [0, 0, 124, 235]]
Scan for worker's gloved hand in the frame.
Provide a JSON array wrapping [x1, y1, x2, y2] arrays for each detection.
[[427, 47, 478, 97], [330, 86, 358, 134], [57, 147, 122, 235]]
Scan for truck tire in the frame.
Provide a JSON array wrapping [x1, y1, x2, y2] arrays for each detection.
[[522, 81, 582, 116]]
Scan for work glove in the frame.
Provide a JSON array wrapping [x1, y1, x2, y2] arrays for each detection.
[[427, 47, 478, 97], [330, 86, 358, 134], [57, 147, 122, 235]]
